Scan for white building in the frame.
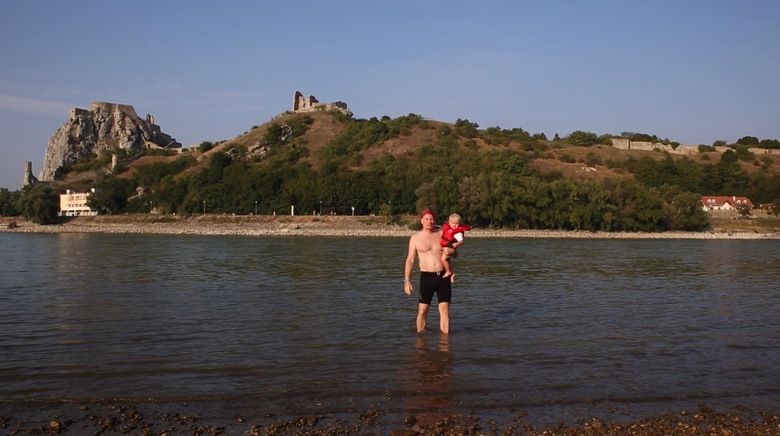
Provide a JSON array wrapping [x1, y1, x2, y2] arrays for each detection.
[[700, 195, 754, 212], [60, 189, 99, 217]]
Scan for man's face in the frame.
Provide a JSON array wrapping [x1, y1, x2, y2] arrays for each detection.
[[421, 213, 435, 230]]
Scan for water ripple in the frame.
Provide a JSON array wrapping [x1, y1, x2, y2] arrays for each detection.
[[1, 233, 779, 418]]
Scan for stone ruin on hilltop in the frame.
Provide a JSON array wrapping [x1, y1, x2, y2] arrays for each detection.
[[292, 91, 352, 117]]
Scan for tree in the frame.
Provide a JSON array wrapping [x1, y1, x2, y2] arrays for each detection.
[[87, 177, 136, 214], [0, 188, 21, 216], [414, 183, 439, 215], [661, 187, 709, 231], [733, 145, 755, 162], [379, 202, 392, 224], [717, 150, 751, 193], [454, 119, 479, 138], [429, 176, 460, 218], [17, 184, 60, 224], [736, 204, 752, 218], [736, 136, 759, 146], [566, 131, 599, 147]]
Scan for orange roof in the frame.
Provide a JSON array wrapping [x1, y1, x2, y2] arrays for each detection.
[[701, 196, 754, 207]]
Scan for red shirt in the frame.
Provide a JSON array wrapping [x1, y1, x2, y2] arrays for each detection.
[[440, 222, 471, 247]]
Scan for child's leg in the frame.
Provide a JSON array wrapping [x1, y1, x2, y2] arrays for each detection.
[[441, 249, 453, 278]]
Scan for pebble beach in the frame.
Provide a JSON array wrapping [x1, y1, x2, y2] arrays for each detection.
[[1, 400, 779, 435], [2, 214, 779, 239]]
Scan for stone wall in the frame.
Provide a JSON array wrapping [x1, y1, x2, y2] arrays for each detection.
[[609, 138, 780, 157]]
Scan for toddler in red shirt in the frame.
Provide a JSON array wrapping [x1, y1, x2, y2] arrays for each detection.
[[440, 213, 470, 282]]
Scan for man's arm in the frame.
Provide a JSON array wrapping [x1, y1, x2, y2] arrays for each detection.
[[403, 235, 416, 295]]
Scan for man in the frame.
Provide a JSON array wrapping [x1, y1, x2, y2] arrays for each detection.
[[404, 208, 452, 334]]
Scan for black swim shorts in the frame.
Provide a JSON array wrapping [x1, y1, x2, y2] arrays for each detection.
[[418, 271, 452, 305]]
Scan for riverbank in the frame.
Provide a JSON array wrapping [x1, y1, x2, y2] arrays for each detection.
[[2, 214, 780, 239], [2, 400, 778, 435]]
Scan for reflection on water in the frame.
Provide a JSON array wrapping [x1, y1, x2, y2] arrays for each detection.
[[414, 334, 454, 420], [396, 333, 455, 428], [1, 233, 779, 424]]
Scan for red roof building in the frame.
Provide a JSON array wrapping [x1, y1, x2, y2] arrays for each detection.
[[701, 196, 754, 211]]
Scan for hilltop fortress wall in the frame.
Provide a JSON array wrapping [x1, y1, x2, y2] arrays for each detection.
[[610, 138, 780, 156], [292, 91, 352, 117]]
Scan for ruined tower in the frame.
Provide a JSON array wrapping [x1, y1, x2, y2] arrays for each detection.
[[22, 161, 38, 187]]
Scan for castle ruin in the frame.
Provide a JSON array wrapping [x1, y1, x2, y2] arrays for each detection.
[[610, 137, 780, 157], [22, 161, 38, 187], [292, 91, 352, 117]]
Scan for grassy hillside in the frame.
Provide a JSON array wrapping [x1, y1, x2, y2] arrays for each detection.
[[47, 109, 780, 231], [56, 110, 780, 192]]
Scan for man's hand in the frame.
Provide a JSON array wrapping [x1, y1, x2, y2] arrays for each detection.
[[404, 281, 413, 295]]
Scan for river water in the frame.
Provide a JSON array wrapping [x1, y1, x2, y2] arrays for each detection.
[[1, 233, 779, 427]]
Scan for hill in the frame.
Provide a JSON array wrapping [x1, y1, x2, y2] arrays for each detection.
[[112, 111, 780, 184], [53, 108, 780, 192], [44, 107, 780, 232]]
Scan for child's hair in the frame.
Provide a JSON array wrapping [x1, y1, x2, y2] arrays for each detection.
[[449, 213, 461, 222]]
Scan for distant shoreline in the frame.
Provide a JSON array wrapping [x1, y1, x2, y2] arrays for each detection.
[[2, 215, 779, 239]]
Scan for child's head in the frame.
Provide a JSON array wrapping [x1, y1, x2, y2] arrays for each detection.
[[448, 213, 461, 227]]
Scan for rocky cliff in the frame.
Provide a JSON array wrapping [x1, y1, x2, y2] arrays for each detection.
[[39, 102, 181, 181]]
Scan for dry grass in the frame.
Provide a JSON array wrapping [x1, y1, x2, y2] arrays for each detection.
[[70, 111, 780, 184]]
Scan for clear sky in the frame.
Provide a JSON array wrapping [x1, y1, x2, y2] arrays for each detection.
[[1, 1, 778, 190]]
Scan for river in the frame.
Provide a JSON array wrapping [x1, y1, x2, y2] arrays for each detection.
[[1, 233, 778, 429]]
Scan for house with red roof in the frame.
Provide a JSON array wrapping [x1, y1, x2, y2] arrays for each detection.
[[701, 196, 754, 212]]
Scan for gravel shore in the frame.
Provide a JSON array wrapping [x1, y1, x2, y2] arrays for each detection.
[[2, 215, 779, 239], [2, 400, 779, 435]]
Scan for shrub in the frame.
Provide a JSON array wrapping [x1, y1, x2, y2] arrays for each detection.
[[585, 152, 602, 166]]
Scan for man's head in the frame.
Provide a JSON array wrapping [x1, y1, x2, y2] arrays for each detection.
[[419, 208, 436, 229]]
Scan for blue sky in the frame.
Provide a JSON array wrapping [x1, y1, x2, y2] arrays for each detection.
[[1, 1, 778, 190]]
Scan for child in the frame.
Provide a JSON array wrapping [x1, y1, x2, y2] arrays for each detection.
[[440, 213, 470, 282]]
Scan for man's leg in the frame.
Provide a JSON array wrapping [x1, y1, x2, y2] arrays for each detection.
[[416, 303, 429, 332], [438, 302, 450, 334]]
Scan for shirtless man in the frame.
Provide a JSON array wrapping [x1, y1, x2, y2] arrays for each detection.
[[404, 208, 452, 334]]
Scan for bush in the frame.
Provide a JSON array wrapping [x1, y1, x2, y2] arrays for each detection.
[[559, 154, 575, 163], [0, 188, 21, 216], [567, 131, 599, 147], [199, 141, 215, 152], [17, 184, 60, 224], [733, 145, 755, 162], [585, 152, 602, 166]]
